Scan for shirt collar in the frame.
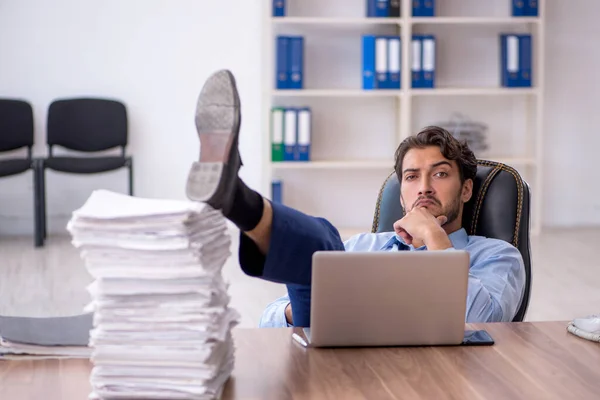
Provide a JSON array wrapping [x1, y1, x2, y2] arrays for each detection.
[[380, 227, 469, 250]]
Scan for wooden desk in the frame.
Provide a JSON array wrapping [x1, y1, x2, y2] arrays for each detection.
[[1, 322, 598, 400]]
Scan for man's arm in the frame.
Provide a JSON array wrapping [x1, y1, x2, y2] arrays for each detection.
[[465, 241, 526, 323], [258, 294, 292, 328]]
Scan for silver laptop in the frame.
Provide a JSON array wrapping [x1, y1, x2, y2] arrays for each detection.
[[302, 250, 470, 347]]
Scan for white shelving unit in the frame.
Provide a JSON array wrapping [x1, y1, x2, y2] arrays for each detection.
[[261, 0, 545, 237], [272, 89, 403, 97], [411, 17, 539, 24], [272, 17, 403, 25]]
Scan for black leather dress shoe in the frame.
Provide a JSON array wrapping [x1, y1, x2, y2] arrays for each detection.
[[186, 69, 242, 214]]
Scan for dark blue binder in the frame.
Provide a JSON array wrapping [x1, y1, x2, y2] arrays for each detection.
[[512, 0, 526, 16], [422, 0, 435, 16], [375, 36, 388, 89], [500, 34, 520, 87], [421, 35, 435, 88], [519, 34, 532, 87], [375, 0, 390, 17], [412, 0, 423, 16], [276, 36, 290, 89], [389, 0, 401, 17], [272, 0, 285, 17], [289, 36, 304, 89], [296, 107, 311, 161], [500, 35, 510, 86], [366, 0, 377, 17], [283, 108, 297, 161], [525, 0, 539, 16], [411, 35, 423, 88], [362, 35, 376, 90], [271, 180, 283, 204]]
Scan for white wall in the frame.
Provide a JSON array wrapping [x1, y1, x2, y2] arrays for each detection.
[[0, 0, 598, 235], [0, 0, 263, 235], [542, 0, 600, 226]]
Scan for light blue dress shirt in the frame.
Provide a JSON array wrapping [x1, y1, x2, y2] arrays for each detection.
[[259, 228, 526, 328]]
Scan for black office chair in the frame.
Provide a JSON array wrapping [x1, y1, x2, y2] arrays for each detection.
[[0, 99, 44, 246], [370, 160, 532, 322], [39, 98, 133, 243]]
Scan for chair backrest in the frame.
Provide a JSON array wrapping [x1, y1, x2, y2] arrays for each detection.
[[47, 98, 127, 153], [0, 99, 34, 154], [371, 160, 532, 322]]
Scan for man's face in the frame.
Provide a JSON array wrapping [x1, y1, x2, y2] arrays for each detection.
[[400, 146, 472, 226]]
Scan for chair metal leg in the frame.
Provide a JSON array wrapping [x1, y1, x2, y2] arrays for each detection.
[[40, 165, 47, 239], [128, 160, 134, 196], [33, 161, 43, 247]]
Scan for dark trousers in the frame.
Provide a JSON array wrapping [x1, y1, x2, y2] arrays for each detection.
[[238, 201, 345, 327]]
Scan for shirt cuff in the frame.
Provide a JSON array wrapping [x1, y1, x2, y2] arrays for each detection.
[[442, 247, 458, 251]]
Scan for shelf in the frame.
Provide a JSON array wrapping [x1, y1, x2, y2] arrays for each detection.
[[483, 157, 536, 166], [272, 160, 394, 170], [272, 88, 536, 97], [271, 17, 538, 26], [411, 17, 539, 25], [271, 158, 534, 170], [410, 87, 538, 96], [272, 89, 403, 98], [271, 17, 402, 25]]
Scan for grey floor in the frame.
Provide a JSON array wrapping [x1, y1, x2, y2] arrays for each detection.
[[0, 228, 598, 327]]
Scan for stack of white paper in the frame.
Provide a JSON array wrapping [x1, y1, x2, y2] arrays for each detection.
[[68, 190, 239, 400]]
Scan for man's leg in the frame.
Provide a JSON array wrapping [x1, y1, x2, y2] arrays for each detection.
[[185, 70, 345, 326], [238, 198, 345, 326]]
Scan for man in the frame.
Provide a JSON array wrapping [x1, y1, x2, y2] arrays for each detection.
[[187, 70, 526, 328]]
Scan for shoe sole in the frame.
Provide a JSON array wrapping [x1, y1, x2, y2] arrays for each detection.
[[186, 70, 241, 213]]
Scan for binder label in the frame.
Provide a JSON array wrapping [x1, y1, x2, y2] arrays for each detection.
[[297, 110, 311, 146], [412, 38, 421, 71], [422, 38, 435, 71], [388, 37, 401, 89], [375, 37, 388, 87], [284, 109, 297, 161], [272, 109, 284, 143], [507, 35, 519, 73], [389, 38, 401, 73]]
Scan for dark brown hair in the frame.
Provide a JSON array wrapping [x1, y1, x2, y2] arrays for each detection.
[[394, 126, 477, 183]]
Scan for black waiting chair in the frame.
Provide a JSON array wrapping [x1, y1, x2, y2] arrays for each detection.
[[371, 160, 532, 322], [0, 99, 44, 246], [39, 98, 133, 244]]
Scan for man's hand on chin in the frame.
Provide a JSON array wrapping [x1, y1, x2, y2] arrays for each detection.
[[393, 207, 453, 250]]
